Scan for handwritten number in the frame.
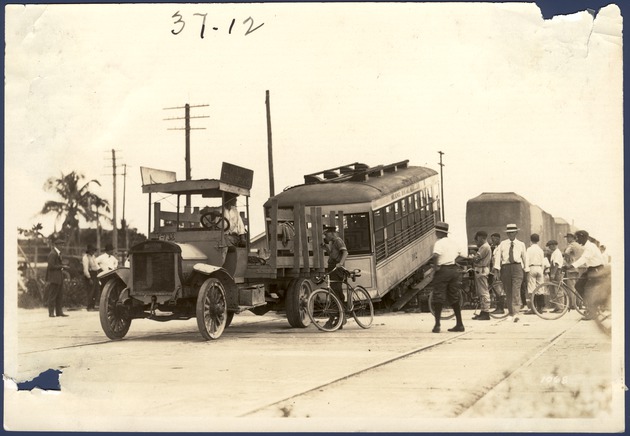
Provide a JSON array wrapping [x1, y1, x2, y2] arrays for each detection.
[[229, 18, 236, 35], [171, 11, 185, 35], [194, 13, 208, 39], [243, 16, 264, 35]]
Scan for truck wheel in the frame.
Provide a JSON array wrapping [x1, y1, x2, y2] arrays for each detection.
[[196, 277, 228, 340], [99, 279, 132, 340], [286, 278, 312, 328]]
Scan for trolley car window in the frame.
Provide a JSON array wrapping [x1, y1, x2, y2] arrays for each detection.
[[343, 213, 371, 255], [373, 185, 438, 262]]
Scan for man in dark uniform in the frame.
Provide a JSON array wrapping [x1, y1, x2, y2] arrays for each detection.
[[322, 225, 348, 327], [46, 235, 69, 317]]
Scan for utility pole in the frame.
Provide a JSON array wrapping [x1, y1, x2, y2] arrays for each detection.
[[111, 149, 118, 253], [266, 90, 275, 197], [164, 103, 209, 208], [121, 163, 128, 251], [438, 151, 445, 221]]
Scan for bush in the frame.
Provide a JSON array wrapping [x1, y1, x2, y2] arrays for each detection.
[[17, 277, 90, 309]]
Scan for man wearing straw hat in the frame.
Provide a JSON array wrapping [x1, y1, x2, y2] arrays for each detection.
[[492, 223, 529, 323], [428, 221, 465, 333]]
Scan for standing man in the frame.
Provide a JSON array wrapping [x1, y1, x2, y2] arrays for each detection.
[[547, 240, 564, 281], [322, 225, 348, 327], [492, 224, 529, 323], [46, 235, 69, 318], [82, 244, 100, 311], [488, 232, 506, 314], [472, 231, 492, 320], [429, 222, 465, 333], [97, 243, 119, 273], [526, 234, 545, 314], [563, 232, 584, 310]]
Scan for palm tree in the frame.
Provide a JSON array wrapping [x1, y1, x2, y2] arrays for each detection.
[[41, 171, 110, 253]]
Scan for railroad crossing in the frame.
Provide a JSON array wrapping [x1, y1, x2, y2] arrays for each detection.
[[5, 307, 623, 432]]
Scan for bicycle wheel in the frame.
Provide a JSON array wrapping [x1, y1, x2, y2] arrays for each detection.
[[572, 291, 587, 317], [489, 281, 509, 319], [350, 286, 374, 329], [531, 283, 569, 320], [428, 289, 462, 320], [307, 289, 344, 332]]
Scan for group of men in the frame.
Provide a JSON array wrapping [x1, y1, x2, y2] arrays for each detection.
[[429, 221, 611, 333], [45, 235, 119, 318]]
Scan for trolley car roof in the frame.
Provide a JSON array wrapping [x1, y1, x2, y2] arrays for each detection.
[[265, 165, 438, 207]]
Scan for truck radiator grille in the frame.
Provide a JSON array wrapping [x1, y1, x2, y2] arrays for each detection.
[[132, 252, 176, 295]]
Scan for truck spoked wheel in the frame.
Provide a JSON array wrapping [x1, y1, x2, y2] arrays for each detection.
[[99, 279, 132, 340], [286, 278, 313, 328], [196, 277, 228, 340]]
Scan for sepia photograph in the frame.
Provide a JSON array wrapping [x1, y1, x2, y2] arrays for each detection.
[[4, 1, 625, 432]]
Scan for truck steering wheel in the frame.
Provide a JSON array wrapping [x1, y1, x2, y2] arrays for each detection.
[[200, 211, 230, 231]]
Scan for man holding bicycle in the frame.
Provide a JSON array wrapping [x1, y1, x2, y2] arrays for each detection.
[[472, 231, 492, 320], [563, 230, 610, 320], [322, 225, 348, 327]]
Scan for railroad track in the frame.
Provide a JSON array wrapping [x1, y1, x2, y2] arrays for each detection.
[[240, 317, 587, 418]]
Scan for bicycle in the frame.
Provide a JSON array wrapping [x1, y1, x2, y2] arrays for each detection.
[[306, 267, 374, 332], [532, 268, 611, 336], [428, 267, 508, 320]]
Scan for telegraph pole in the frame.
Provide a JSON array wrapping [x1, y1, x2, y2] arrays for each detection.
[[438, 151, 445, 221], [164, 103, 209, 208], [111, 149, 118, 253], [121, 163, 128, 251], [265, 90, 275, 197]]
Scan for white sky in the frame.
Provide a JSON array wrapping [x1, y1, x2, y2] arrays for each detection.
[[5, 2, 623, 258]]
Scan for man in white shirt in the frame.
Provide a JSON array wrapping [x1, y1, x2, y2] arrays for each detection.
[[492, 224, 529, 322], [563, 232, 583, 310], [223, 194, 247, 247], [526, 234, 544, 314], [82, 244, 100, 311], [472, 231, 492, 320], [547, 240, 564, 281], [96, 243, 119, 272], [428, 221, 466, 333], [566, 230, 609, 318]]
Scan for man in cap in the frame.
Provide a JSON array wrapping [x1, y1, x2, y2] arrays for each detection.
[[322, 225, 348, 327], [428, 221, 466, 332], [564, 230, 609, 319], [82, 244, 100, 311], [45, 235, 69, 317], [492, 224, 529, 322], [525, 234, 545, 314], [97, 243, 119, 273], [563, 232, 583, 310], [488, 232, 506, 314], [471, 231, 492, 320]]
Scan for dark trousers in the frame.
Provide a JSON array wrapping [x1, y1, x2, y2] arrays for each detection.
[[86, 271, 99, 309], [500, 264, 523, 316], [430, 265, 462, 305], [47, 282, 64, 316], [327, 264, 345, 303]]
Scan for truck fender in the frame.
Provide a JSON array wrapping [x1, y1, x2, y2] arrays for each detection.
[[97, 267, 131, 288], [191, 264, 238, 310]]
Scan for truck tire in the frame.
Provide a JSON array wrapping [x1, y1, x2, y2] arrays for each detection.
[[196, 277, 229, 340], [99, 279, 132, 340], [285, 278, 312, 328]]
